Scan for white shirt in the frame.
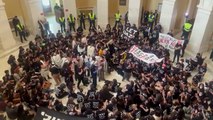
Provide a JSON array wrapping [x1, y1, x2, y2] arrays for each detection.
[[61, 57, 69, 68], [51, 54, 62, 67], [87, 45, 95, 57], [77, 45, 85, 53]]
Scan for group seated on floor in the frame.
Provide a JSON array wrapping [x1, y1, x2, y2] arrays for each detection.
[[0, 21, 213, 120]]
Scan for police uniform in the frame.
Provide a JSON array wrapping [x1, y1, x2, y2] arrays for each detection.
[[148, 13, 155, 32], [88, 12, 96, 30], [181, 22, 192, 38], [67, 14, 76, 32], [114, 12, 121, 28], [59, 16, 65, 32], [16, 23, 27, 42]]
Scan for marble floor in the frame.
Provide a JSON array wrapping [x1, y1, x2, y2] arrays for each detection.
[[0, 15, 213, 107]]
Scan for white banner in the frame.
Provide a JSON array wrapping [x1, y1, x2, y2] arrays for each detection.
[[159, 33, 184, 51], [129, 45, 164, 64]]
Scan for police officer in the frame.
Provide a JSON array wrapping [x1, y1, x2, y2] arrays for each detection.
[[59, 15, 65, 32], [148, 12, 155, 32], [181, 20, 192, 38], [16, 23, 27, 43], [114, 10, 122, 28], [12, 16, 20, 36], [88, 11, 96, 30], [67, 14, 76, 32], [79, 12, 86, 30]]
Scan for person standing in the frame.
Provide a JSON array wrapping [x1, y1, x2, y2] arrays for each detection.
[[122, 61, 132, 81], [154, 10, 159, 26], [148, 12, 155, 32], [16, 22, 27, 43], [88, 11, 96, 30], [79, 12, 86, 30], [59, 15, 66, 32], [114, 10, 122, 28], [181, 20, 192, 38], [181, 36, 189, 57], [49, 63, 61, 86], [77, 66, 85, 89], [143, 11, 149, 23], [173, 43, 182, 63], [91, 64, 98, 89], [12, 16, 20, 36], [67, 14, 76, 32], [124, 11, 128, 27]]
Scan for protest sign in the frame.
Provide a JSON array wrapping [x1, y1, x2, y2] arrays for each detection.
[[121, 26, 138, 40], [34, 107, 91, 120], [159, 33, 184, 51], [129, 45, 164, 64]]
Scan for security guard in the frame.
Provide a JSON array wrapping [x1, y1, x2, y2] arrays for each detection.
[[148, 12, 155, 32], [67, 14, 76, 32], [16, 23, 27, 43], [181, 20, 192, 38], [114, 11, 122, 28], [59, 15, 66, 32], [79, 12, 86, 30], [88, 11, 96, 30], [12, 16, 20, 36]]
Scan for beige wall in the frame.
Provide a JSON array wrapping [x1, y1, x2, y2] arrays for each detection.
[[3, 0, 30, 27], [118, 0, 128, 16], [76, 0, 97, 9], [3, 0, 23, 19], [143, 0, 162, 12], [109, 0, 119, 18]]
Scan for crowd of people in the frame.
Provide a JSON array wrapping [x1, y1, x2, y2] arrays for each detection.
[[0, 9, 213, 120]]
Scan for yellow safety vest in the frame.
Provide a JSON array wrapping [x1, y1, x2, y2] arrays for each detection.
[[59, 17, 65, 23], [148, 14, 154, 22], [184, 23, 192, 32], [89, 13, 95, 20], [115, 13, 121, 21], [16, 24, 24, 31], [68, 16, 75, 23]]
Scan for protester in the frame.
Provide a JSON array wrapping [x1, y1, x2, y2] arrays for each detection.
[[0, 13, 212, 120]]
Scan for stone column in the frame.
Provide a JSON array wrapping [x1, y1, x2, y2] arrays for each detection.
[[97, 0, 108, 29], [186, 0, 199, 19], [26, 0, 43, 35], [128, 0, 143, 27], [62, 0, 78, 28], [188, 0, 213, 53], [159, 0, 177, 33], [0, 0, 16, 50]]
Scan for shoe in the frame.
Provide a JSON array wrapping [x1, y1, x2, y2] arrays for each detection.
[[25, 39, 27, 41]]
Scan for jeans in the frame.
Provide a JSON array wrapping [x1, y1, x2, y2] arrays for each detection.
[[92, 74, 97, 89]]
